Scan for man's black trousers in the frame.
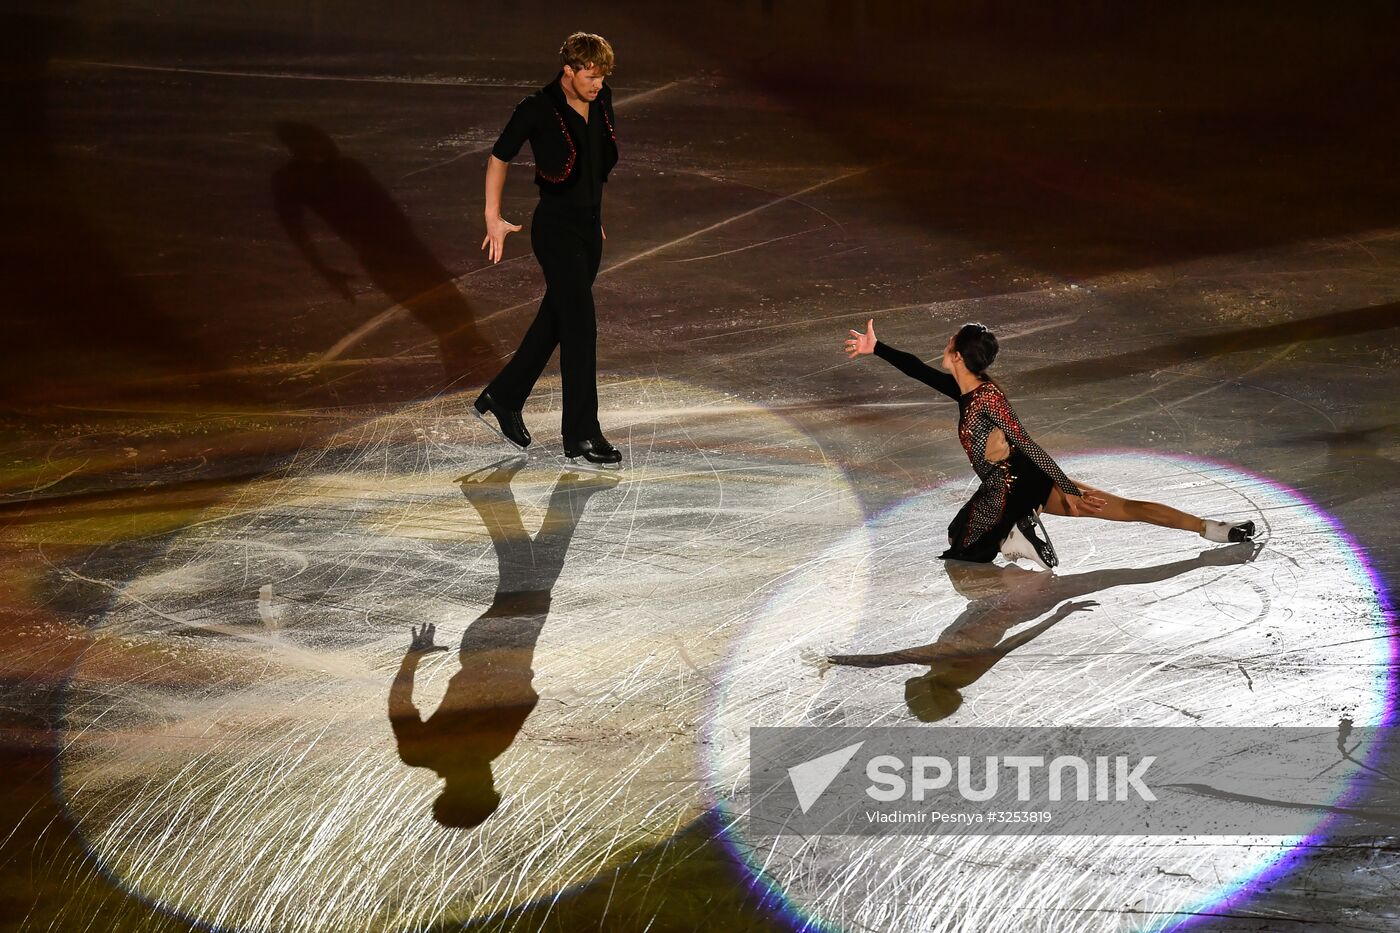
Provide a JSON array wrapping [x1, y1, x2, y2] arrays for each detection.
[[486, 201, 603, 442]]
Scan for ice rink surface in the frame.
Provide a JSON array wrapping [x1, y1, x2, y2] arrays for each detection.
[[3, 2, 1400, 931]]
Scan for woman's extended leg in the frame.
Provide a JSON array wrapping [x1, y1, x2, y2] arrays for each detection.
[[1043, 483, 1203, 533]]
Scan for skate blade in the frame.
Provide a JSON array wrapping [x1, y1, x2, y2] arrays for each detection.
[[561, 456, 624, 473], [1021, 515, 1060, 568], [471, 408, 528, 451]]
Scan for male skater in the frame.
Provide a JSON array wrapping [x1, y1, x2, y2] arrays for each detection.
[[474, 32, 622, 466]]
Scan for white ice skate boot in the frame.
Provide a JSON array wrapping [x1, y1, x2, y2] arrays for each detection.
[[1201, 519, 1256, 543], [1016, 512, 1059, 568], [1000, 523, 1051, 571]]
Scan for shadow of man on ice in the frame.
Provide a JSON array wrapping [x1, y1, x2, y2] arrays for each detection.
[[272, 121, 494, 390], [826, 542, 1260, 721], [389, 457, 618, 828]]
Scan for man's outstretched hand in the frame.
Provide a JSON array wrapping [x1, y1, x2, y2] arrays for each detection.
[[481, 215, 522, 264], [408, 623, 449, 655], [845, 318, 877, 358]]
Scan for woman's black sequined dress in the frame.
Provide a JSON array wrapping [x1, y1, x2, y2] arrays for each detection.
[[874, 340, 1081, 562]]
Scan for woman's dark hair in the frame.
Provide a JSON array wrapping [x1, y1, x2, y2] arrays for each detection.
[[953, 322, 999, 377]]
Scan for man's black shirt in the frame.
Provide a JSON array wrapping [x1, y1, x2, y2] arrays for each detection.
[[491, 75, 612, 212]]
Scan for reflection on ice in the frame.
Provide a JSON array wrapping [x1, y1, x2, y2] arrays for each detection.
[[829, 543, 1260, 722], [391, 459, 618, 829], [58, 379, 866, 932]]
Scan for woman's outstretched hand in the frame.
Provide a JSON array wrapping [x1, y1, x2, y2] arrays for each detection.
[[845, 319, 876, 358]]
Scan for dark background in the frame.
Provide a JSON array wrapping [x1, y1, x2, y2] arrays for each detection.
[[3, 2, 1398, 930]]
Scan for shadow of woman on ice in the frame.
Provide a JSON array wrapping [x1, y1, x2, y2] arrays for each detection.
[[827, 542, 1260, 721], [272, 122, 494, 391], [389, 456, 618, 829]]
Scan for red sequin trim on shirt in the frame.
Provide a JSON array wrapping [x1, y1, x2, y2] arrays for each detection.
[[601, 102, 617, 144], [534, 107, 577, 184]]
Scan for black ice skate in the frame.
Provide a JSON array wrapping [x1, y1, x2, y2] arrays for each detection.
[[472, 390, 531, 449], [562, 435, 623, 469]]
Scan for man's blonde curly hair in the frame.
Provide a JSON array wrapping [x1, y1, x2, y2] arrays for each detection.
[[560, 32, 614, 76]]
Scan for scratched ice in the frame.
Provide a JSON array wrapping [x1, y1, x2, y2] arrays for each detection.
[[57, 376, 867, 933], [707, 452, 1393, 933]]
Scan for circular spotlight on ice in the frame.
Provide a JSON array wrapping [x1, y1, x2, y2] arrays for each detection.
[[707, 451, 1394, 933], [57, 377, 867, 933]]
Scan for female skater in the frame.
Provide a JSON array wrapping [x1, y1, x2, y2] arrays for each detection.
[[844, 319, 1255, 568]]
